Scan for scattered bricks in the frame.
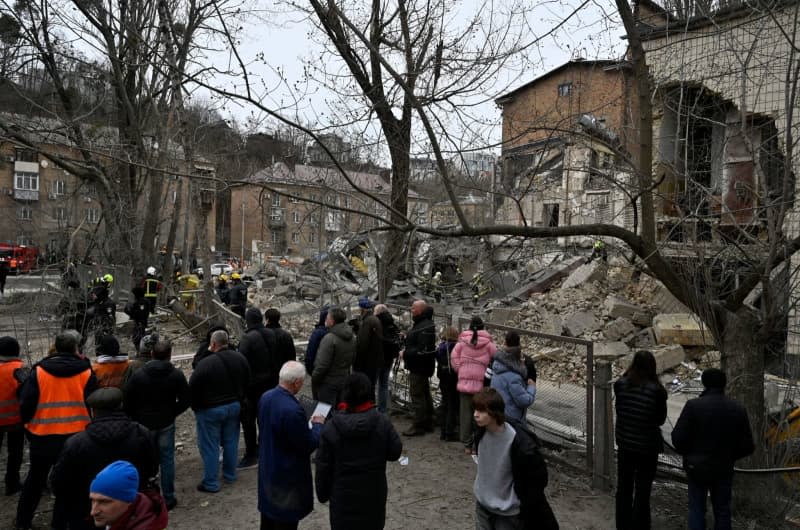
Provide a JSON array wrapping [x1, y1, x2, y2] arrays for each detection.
[[603, 317, 637, 341], [628, 327, 656, 349], [603, 295, 652, 326], [561, 260, 607, 289], [652, 313, 715, 346], [651, 344, 686, 373], [533, 347, 565, 360], [489, 307, 517, 325], [563, 311, 603, 337], [594, 341, 631, 359]]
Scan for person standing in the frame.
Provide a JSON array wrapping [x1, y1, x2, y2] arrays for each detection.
[[123, 287, 149, 353], [88, 461, 168, 530], [216, 274, 231, 304], [436, 326, 460, 441], [15, 332, 98, 530], [401, 300, 437, 436], [258, 361, 326, 530], [491, 331, 536, 423], [613, 350, 668, 530], [304, 306, 329, 374], [91, 336, 129, 389], [352, 299, 383, 395], [189, 330, 250, 493], [311, 307, 356, 405], [0, 336, 26, 496], [0, 262, 9, 295], [237, 308, 278, 469], [51, 388, 157, 529], [140, 266, 162, 314], [227, 273, 248, 318], [672, 368, 754, 530], [315, 372, 402, 529], [374, 304, 400, 414], [123, 340, 190, 510], [472, 388, 558, 530], [265, 308, 297, 368], [451, 316, 497, 451]]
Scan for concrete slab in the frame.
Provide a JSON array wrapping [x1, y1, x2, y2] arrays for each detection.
[[604, 317, 637, 341], [564, 311, 602, 337], [603, 295, 652, 326], [595, 341, 630, 359], [653, 313, 715, 346], [561, 260, 607, 289]]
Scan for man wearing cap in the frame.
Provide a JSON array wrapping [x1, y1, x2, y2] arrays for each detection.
[[227, 273, 247, 318], [190, 330, 250, 493], [15, 331, 98, 530], [353, 298, 383, 397], [92, 336, 129, 389], [216, 274, 231, 304], [672, 368, 754, 530], [122, 332, 158, 386], [265, 308, 297, 369], [52, 388, 157, 528], [0, 336, 26, 496], [89, 460, 167, 529], [123, 340, 189, 510]]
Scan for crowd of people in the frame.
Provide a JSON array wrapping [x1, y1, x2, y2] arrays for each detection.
[[0, 284, 758, 530]]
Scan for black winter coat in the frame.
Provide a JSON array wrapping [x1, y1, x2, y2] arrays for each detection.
[[403, 308, 436, 377], [266, 323, 297, 368], [315, 407, 403, 529], [475, 418, 559, 530], [189, 349, 250, 410], [123, 359, 190, 430], [51, 411, 157, 528], [613, 376, 668, 455], [376, 312, 400, 365], [354, 314, 383, 379], [238, 324, 279, 389], [672, 388, 754, 482]]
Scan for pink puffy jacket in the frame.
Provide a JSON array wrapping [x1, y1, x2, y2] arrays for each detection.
[[450, 329, 497, 395]]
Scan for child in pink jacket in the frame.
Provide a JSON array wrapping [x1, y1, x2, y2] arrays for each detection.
[[451, 316, 497, 452]]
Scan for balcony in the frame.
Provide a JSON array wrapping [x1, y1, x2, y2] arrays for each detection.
[[14, 189, 39, 201], [269, 207, 286, 228]]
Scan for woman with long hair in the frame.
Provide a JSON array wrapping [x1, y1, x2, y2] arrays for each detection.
[[451, 316, 497, 453], [613, 350, 668, 530]]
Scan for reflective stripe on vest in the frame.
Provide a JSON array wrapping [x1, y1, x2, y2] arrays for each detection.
[[0, 359, 22, 426], [26, 366, 91, 436], [144, 278, 159, 298]]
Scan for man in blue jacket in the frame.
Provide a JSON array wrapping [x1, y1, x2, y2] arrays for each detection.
[[258, 360, 326, 530]]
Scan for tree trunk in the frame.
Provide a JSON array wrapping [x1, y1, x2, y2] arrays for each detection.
[[378, 138, 411, 299]]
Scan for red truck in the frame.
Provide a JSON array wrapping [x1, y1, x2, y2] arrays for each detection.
[[0, 244, 38, 274]]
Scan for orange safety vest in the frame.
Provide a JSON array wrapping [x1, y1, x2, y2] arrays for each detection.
[[26, 366, 91, 436], [0, 358, 23, 426], [92, 361, 129, 389]]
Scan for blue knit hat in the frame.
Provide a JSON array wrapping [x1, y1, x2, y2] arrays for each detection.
[[358, 297, 374, 309], [90, 461, 138, 503]]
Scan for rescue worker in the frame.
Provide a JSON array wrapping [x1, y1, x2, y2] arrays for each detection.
[[228, 273, 247, 319], [86, 279, 117, 350], [430, 271, 443, 303], [15, 331, 98, 530], [216, 274, 231, 304], [140, 266, 162, 314], [0, 336, 26, 496], [590, 239, 607, 262], [123, 287, 149, 353]]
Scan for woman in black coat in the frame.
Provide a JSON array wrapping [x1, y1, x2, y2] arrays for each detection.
[[613, 350, 668, 530], [315, 372, 403, 530]]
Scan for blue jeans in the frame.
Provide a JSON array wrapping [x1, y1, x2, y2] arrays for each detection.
[[152, 423, 176, 503], [687, 473, 733, 530], [195, 401, 241, 491], [377, 365, 391, 413]]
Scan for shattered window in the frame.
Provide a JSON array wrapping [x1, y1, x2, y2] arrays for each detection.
[[558, 82, 572, 97]]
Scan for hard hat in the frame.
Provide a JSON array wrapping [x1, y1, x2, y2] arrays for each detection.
[[146, 266, 156, 275], [102, 273, 113, 283], [218, 274, 228, 282], [231, 272, 241, 280]]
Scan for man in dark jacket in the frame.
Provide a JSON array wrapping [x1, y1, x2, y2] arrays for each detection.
[[227, 273, 247, 318], [16, 332, 98, 530], [312, 307, 357, 405], [237, 308, 278, 469], [189, 330, 250, 493], [353, 299, 383, 396], [401, 300, 436, 436], [259, 361, 325, 529], [672, 368, 754, 530], [265, 307, 297, 368], [305, 306, 329, 374], [51, 388, 157, 529], [123, 340, 190, 510], [374, 304, 400, 414], [123, 287, 149, 353], [315, 372, 402, 530]]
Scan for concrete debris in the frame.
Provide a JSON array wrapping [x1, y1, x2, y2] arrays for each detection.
[[628, 327, 656, 349], [563, 311, 603, 338], [603, 295, 652, 326], [561, 260, 607, 289], [652, 313, 715, 346], [603, 317, 637, 342], [595, 341, 631, 359], [488, 307, 517, 325], [615, 344, 684, 374]]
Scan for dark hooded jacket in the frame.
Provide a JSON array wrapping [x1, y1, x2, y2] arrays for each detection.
[[613, 376, 668, 455], [123, 359, 190, 430], [19, 353, 98, 426], [376, 311, 401, 366], [192, 325, 227, 369], [315, 407, 403, 529], [312, 323, 356, 404], [305, 309, 329, 373], [353, 313, 383, 381], [238, 308, 279, 389], [51, 411, 157, 529], [189, 348, 250, 411], [266, 320, 297, 369], [403, 306, 436, 377]]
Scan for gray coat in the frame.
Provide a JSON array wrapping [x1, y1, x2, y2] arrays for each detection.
[[311, 323, 356, 404]]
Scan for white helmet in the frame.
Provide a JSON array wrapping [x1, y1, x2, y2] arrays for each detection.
[[147, 266, 156, 275]]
